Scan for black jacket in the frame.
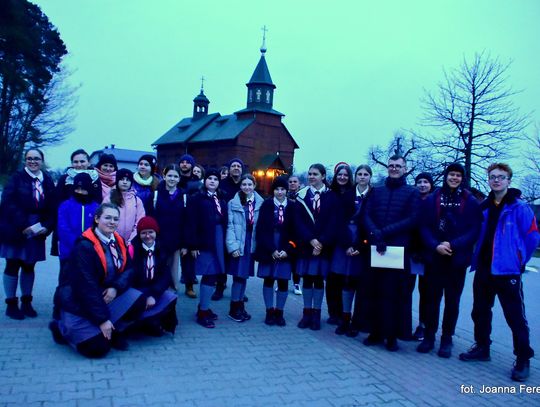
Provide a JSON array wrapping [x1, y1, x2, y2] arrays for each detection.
[[59, 230, 134, 326], [254, 198, 297, 263], [294, 187, 339, 258], [421, 187, 482, 268], [220, 176, 241, 202], [186, 191, 228, 251], [0, 169, 56, 244], [363, 176, 420, 247], [130, 236, 170, 298], [154, 183, 188, 253]]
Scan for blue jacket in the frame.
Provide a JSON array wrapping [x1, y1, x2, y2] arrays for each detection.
[[57, 197, 99, 260], [471, 189, 540, 275]]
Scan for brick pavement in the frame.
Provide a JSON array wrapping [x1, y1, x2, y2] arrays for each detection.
[[1, 251, 539, 406]]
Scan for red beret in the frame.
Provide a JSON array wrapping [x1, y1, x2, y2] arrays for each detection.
[[137, 216, 160, 234]]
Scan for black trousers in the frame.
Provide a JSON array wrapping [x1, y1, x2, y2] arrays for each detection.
[[472, 267, 534, 360], [423, 260, 466, 338], [370, 267, 406, 339], [325, 272, 344, 318]]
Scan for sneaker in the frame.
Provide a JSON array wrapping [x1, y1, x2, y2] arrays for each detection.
[[416, 338, 435, 353], [438, 336, 453, 358], [459, 343, 491, 362], [228, 301, 245, 322], [413, 325, 425, 341], [511, 359, 530, 382], [293, 284, 302, 295]]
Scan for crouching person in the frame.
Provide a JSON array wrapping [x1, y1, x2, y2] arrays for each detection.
[[50, 203, 145, 358], [131, 216, 178, 336]]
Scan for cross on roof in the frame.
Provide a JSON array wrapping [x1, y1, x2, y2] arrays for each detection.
[[260, 25, 268, 53]]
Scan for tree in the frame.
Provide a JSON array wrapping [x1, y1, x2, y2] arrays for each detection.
[[419, 52, 529, 189], [0, 0, 69, 176], [520, 123, 540, 202]]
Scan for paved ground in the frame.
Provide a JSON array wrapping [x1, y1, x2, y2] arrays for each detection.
[[1, 245, 539, 407]]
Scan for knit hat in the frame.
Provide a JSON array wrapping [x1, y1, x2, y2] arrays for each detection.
[[204, 168, 220, 181], [96, 153, 118, 171], [73, 173, 93, 193], [179, 154, 195, 167], [137, 216, 160, 234], [272, 175, 289, 191], [228, 158, 244, 170], [138, 154, 157, 174], [415, 172, 434, 189], [444, 163, 466, 179], [116, 168, 134, 185]]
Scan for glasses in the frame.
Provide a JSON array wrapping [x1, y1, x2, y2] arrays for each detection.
[[26, 157, 42, 162], [388, 164, 403, 169], [489, 175, 509, 181]]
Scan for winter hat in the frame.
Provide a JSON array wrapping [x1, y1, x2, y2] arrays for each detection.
[[228, 158, 244, 170], [137, 216, 160, 234], [179, 154, 195, 167], [73, 173, 93, 193], [138, 154, 157, 174], [204, 168, 220, 181], [415, 172, 434, 189], [116, 168, 134, 185], [96, 153, 118, 171], [444, 163, 466, 179], [272, 175, 289, 191]]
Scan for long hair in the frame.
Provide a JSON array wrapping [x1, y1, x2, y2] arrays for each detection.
[[330, 164, 354, 193], [239, 174, 257, 206]]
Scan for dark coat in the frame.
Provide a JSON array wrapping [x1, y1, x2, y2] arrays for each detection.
[[186, 191, 228, 251], [132, 174, 161, 216], [220, 176, 241, 202], [294, 187, 339, 258], [363, 176, 420, 247], [333, 188, 358, 248], [59, 230, 134, 326], [154, 183, 187, 254], [130, 236, 171, 298], [0, 169, 56, 244], [254, 198, 297, 263], [421, 187, 483, 268]]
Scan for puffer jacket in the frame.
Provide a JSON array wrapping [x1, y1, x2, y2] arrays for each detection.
[[57, 197, 99, 259], [104, 189, 145, 245], [471, 189, 540, 275], [226, 191, 263, 255]]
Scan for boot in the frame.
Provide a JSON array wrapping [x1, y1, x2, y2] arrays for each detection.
[[459, 343, 491, 361], [185, 284, 197, 299], [264, 308, 275, 326], [297, 308, 312, 329], [196, 309, 215, 328], [20, 295, 37, 317], [239, 301, 251, 320], [511, 358, 530, 382], [5, 297, 24, 320], [438, 335, 453, 358], [48, 320, 67, 344], [335, 312, 351, 335], [310, 309, 321, 331], [417, 337, 435, 353], [228, 301, 244, 322], [274, 309, 286, 326]]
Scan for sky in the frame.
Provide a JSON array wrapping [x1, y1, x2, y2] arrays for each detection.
[[33, 0, 540, 178]]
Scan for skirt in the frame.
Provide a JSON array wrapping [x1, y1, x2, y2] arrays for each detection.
[[331, 247, 365, 278], [139, 290, 177, 320], [257, 230, 292, 280], [58, 288, 142, 347], [228, 228, 255, 279], [195, 224, 225, 276], [296, 256, 331, 278], [0, 237, 46, 264]]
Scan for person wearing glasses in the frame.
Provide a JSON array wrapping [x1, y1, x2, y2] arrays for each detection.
[[460, 163, 539, 382], [0, 149, 55, 320], [362, 155, 419, 351]]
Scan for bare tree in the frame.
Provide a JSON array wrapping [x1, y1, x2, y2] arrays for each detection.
[[419, 52, 529, 189], [520, 123, 540, 202]]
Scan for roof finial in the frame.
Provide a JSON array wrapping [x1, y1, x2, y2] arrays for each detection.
[[260, 25, 268, 54], [200, 75, 205, 93]]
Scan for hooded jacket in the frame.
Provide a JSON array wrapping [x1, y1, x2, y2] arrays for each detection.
[[103, 189, 145, 245], [226, 191, 263, 255]]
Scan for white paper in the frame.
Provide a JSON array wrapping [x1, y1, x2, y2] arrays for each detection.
[[370, 246, 405, 269]]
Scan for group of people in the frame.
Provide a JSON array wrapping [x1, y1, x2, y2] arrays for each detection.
[[0, 148, 537, 382]]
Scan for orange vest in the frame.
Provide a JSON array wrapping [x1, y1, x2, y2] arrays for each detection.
[[81, 228, 128, 276]]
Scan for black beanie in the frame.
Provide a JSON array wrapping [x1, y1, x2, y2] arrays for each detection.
[[444, 162, 466, 179], [116, 168, 134, 186], [415, 172, 434, 189], [73, 173, 93, 193], [272, 175, 289, 191], [97, 153, 118, 171], [138, 154, 157, 174], [204, 168, 220, 181]]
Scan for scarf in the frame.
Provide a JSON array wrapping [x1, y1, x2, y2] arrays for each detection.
[[65, 168, 100, 184], [96, 167, 116, 187], [133, 171, 154, 186]]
